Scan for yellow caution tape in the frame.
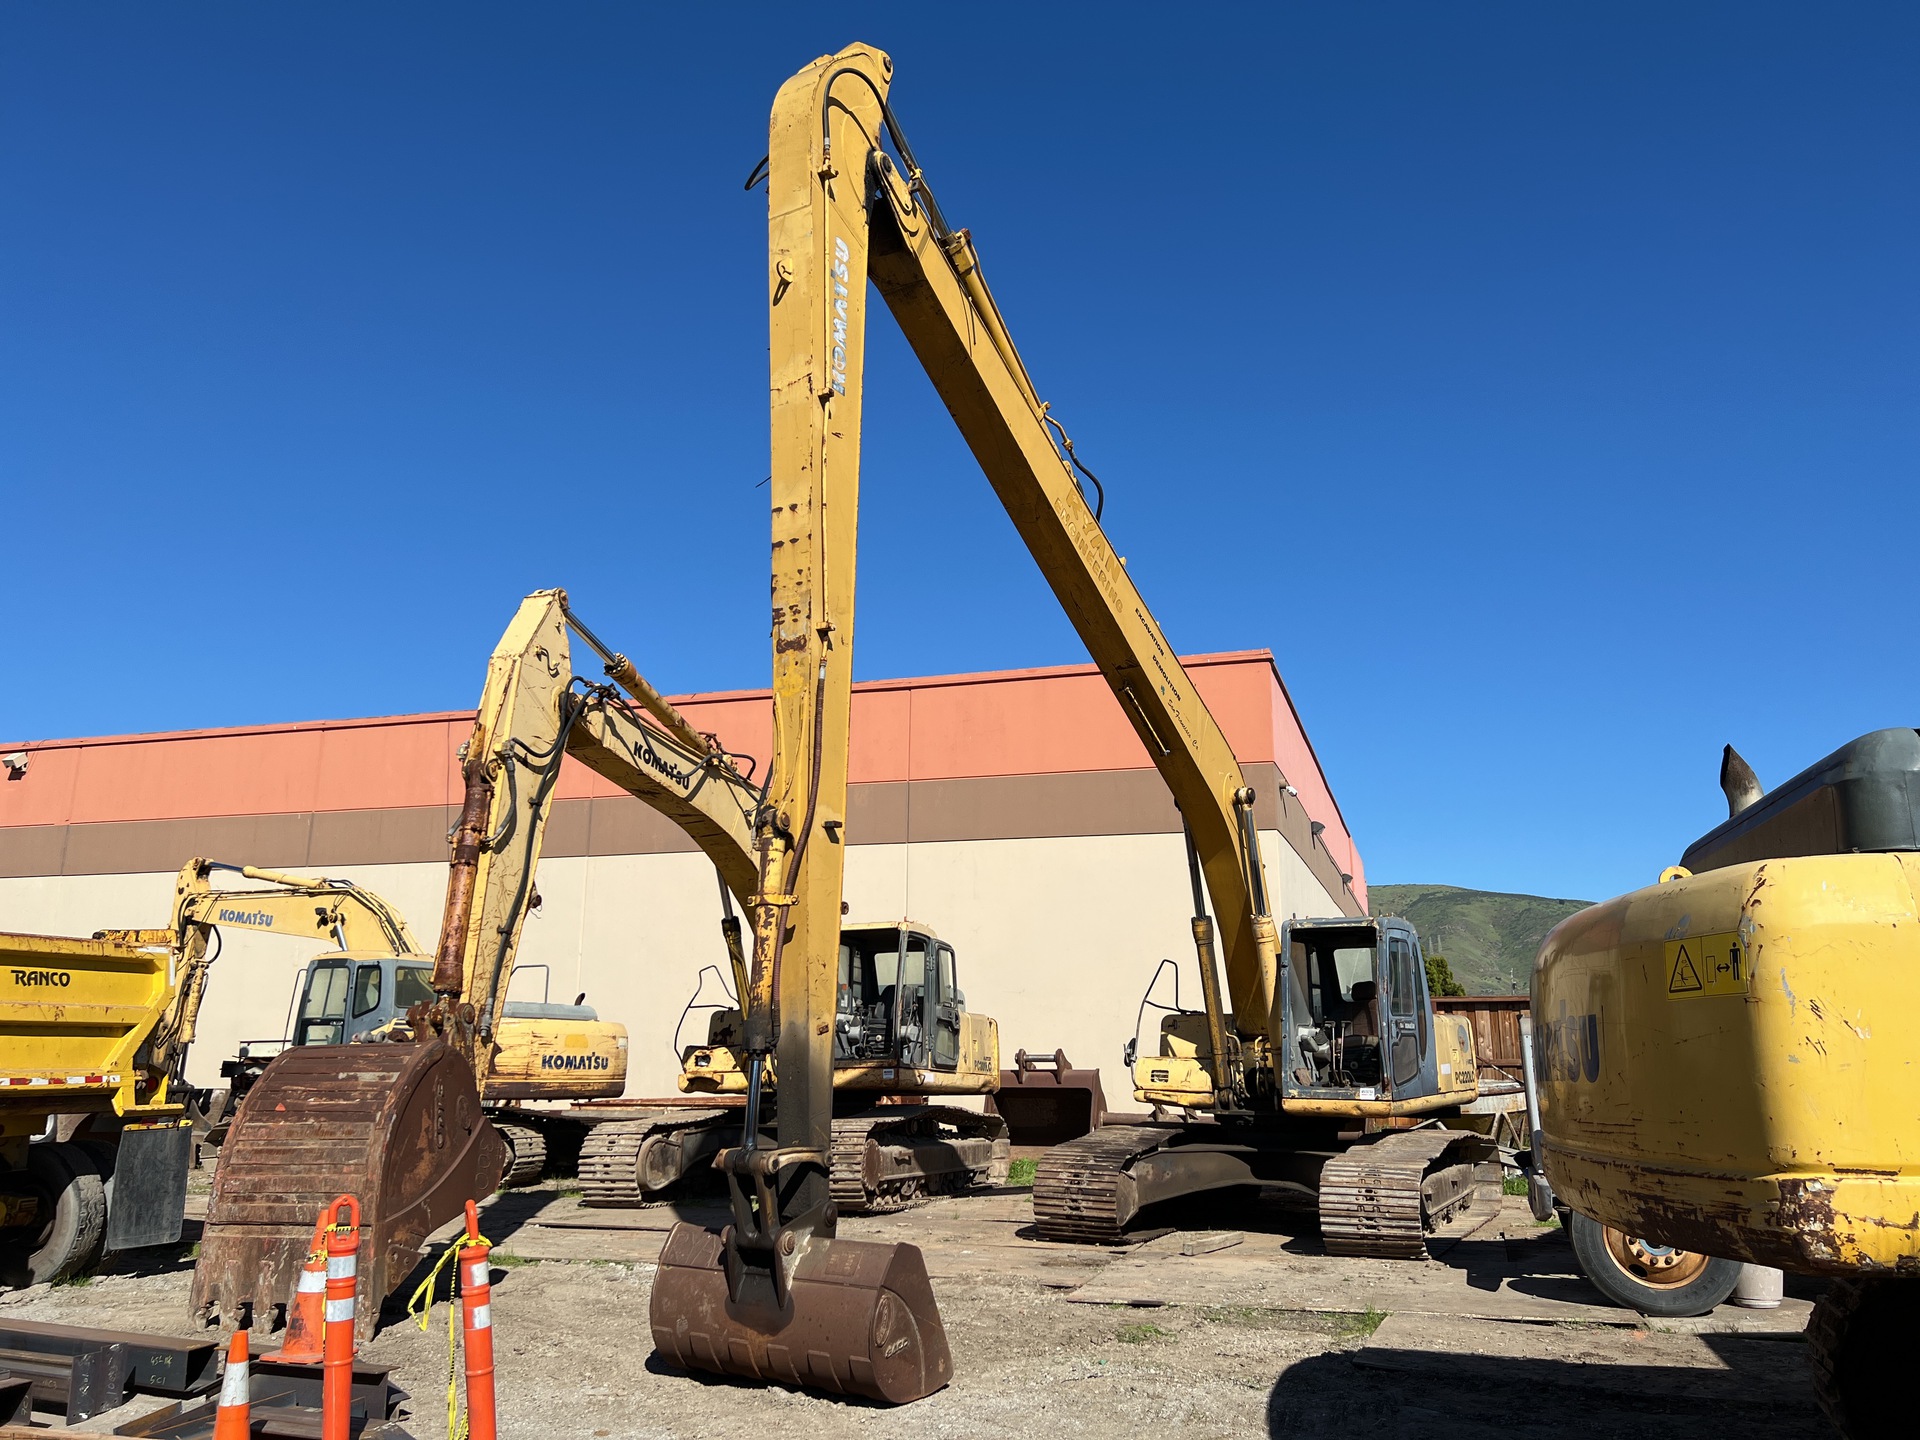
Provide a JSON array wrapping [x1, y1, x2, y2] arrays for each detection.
[[404, 1227, 493, 1440]]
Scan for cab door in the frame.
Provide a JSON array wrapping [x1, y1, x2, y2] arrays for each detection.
[[930, 941, 961, 1070], [295, 961, 352, 1045], [1386, 930, 1427, 1091]]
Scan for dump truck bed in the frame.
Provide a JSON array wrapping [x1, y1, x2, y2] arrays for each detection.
[[0, 928, 177, 1130]]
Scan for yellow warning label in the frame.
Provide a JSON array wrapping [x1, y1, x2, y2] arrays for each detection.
[[1664, 933, 1748, 999]]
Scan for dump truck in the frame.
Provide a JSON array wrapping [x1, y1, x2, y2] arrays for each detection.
[[0, 927, 197, 1285], [1531, 728, 1920, 1436]]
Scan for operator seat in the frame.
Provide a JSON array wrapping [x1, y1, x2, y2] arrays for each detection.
[[1348, 981, 1380, 1038]]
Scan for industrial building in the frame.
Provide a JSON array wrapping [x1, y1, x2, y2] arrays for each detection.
[[0, 649, 1365, 1097]]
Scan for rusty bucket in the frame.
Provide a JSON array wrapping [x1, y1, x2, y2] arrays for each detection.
[[649, 1221, 951, 1404], [191, 1039, 505, 1339], [987, 1049, 1107, 1147]]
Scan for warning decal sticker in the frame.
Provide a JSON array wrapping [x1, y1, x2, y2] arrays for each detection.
[[1664, 933, 1747, 1000]]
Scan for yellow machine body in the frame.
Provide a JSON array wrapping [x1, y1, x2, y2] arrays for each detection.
[[1131, 1010, 1478, 1116], [484, 1014, 628, 1101], [680, 1020, 999, 1097], [0, 928, 184, 1141], [1534, 851, 1920, 1275]]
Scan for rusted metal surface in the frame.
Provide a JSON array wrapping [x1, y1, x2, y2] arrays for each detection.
[[191, 1040, 504, 1339], [0, 1319, 217, 1397], [648, 1222, 951, 1404], [1434, 995, 1527, 1088], [429, 759, 494, 1004], [1031, 1125, 1184, 1243], [111, 1358, 404, 1437], [987, 1049, 1107, 1147]]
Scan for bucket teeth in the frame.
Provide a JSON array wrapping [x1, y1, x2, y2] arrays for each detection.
[[649, 1222, 952, 1404], [191, 1039, 505, 1338]]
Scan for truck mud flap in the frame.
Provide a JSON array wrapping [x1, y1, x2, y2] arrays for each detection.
[[648, 1221, 951, 1404], [105, 1119, 194, 1251], [190, 1039, 504, 1339], [987, 1049, 1107, 1146]]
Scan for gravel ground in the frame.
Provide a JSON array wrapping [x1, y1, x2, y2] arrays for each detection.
[[0, 1183, 1833, 1440]]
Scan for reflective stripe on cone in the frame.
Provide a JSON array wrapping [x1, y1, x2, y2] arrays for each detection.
[[213, 1329, 249, 1440]]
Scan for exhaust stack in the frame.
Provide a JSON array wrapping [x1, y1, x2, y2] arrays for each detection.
[[1721, 745, 1765, 818]]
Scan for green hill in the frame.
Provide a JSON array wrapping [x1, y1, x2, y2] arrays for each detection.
[[1367, 884, 1593, 996]]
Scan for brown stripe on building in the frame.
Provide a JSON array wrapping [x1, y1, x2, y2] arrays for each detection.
[[0, 762, 1360, 915]]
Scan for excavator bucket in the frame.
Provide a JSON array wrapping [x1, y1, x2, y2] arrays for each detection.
[[649, 1221, 951, 1404], [191, 1039, 504, 1340], [988, 1049, 1108, 1146]]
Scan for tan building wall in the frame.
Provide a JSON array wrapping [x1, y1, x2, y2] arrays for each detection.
[[0, 653, 1363, 1097], [0, 827, 1328, 1095]]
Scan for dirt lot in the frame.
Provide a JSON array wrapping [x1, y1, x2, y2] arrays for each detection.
[[2, 1175, 1831, 1439]]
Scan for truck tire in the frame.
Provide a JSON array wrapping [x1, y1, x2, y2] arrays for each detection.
[[1569, 1209, 1740, 1317], [1808, 1274, 1915, 1438], [2, 1144, 108, 1286]]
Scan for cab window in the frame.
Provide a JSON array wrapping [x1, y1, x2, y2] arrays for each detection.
[[1389, 936, 1418, 1016], [352, 964, 384, 1018], [302, 962, 350, 1022], [394, 965, 435, 1012]]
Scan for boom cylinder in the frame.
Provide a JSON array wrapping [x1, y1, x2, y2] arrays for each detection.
[[1183, 822, 1234, 1109], [433, 759, 495, 1002]]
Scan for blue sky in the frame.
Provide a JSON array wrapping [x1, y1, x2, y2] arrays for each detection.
[[3, 5, 1913, 901]]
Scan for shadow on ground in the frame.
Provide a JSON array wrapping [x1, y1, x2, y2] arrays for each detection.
[[1267, 1333, 1829, 1439]]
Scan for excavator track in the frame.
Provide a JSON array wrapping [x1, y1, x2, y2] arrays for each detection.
[[577, 1105, 1008, 1211], [577, 1109, 733, 1206], [495, 1124, 548, 1187], [828, 1107, 1011, 1214], [1032, 1124, 1184, 1243], [1317, 1127, 1492, 1259]]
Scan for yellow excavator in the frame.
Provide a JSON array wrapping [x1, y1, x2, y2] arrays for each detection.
[[1532, 728, 1920, 1437], [426, 589, 1011, 1212], [180, 859, 629, 1182], [189, 593, 763, 1335], [645, 42, 1504, 1406], [193, 590, 1012, 1337]]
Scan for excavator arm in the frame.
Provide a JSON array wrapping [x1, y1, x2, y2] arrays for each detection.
[[424, 589, 762, 1077], [192, 592, 762, 1338], [651, 42, 1283, 1405], [147, 859, 426, 1087], [753, 43, 1278, 1129]]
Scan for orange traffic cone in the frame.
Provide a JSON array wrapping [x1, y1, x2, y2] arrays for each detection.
[[459, 1200, 498, 1440], [321, 1195, 360, 1440], [261, 1212, 329, 1363], [213, 1328, 250, 1440]]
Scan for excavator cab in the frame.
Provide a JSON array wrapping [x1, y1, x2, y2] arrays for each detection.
[[681, 922, 997, 1094], [290, 954, 438, 1045], [834, 923, 961, 1072], [1279, 918, 1476, 1105]]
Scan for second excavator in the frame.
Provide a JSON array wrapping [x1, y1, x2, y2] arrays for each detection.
[[193, 589, 1013, 1337]]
